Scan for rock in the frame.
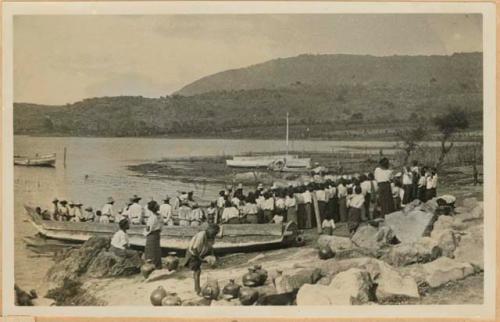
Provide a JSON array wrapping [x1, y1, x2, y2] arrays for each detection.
[[182, 297, 212, 306], [469, 206, 484, 219], [318, 257, 419, 301], [462, 197, 479, 209], [317, 276, 332, 285], [401, 257, 474, 288], [275, 268, 322, 293], [454, 206, 469, 214], [256, 290, 298, 305], [351, 225, 397, 251], [381, 237, 442, 266], [384, 209, 436, 243], [86, 250, 143, 278], [32, 297, 56, 306], [297, 268, 374, 305], [253, 284, 277, 300], [46, 237, 110, 288], [317, 235, 355, 253], [420, 199, 439, 214], [403, 199, 423, 213], [453, 225, 484, 270], [432, 215, 454, 231], [145, 268, 177, 282], [430, 229, 459, 257]]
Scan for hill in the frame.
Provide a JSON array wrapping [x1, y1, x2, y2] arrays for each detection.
[[14, 53, 483, 139], [176, 53, 482, 96]]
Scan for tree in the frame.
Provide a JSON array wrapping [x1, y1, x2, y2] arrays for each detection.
[[433, 108, 469, 169], [395, 125, 427, 164]]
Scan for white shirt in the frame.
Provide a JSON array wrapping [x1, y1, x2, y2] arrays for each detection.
[[402, 172, 413, 185], [337, 184, 348, 198], [262, 198, 275, 210], [217, 196, 226, 208], [275, 198, 286, 209], [432, 174, 438, 188], [128, 203, 143, 223], [315, 190, 327, 202], [159, 203, 172, 222], [302, 191, 312, 204], [285, 196, 297, 208], [256, 196, 266, 209], [426, 175, 434, 189], [111, 230, 129, 250], [374, 167, 393, 183], [241, 203, 258, 215], [418, 176, 427, 187], [360, 181, 372, 196], [146, 214, 162, 233], [101, 203, 114, 217], [190, 208, 204, 222], [347, 194, 365, 209], [222, 207, 239, 222], [231, 197, 241, 208]]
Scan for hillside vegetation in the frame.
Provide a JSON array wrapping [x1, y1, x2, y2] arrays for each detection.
[[14, 53, 483, 139]]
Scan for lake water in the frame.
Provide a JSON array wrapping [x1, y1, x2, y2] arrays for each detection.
[[12, 135, 471, 294]]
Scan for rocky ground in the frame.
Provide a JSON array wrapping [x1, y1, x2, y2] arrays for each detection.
[[30, 184, 484, 307]]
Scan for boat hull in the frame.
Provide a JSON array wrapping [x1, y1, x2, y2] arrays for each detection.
[[24, 205, 298, 254], [14, 153, 56, 167], [226, 157, 311, 169]]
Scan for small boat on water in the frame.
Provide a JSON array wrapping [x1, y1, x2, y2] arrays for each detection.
[[24, 205, 300, 254], [14, 153, 56, 167], [226, 113, 311, 171]]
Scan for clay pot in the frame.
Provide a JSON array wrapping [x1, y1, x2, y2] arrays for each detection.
[[239, 287, 259, 305], [253, 264, 268, 284], [141, 259, 156, 279], [150, 286, 167, 306], [318, 246, 335, 260], [201, 279, 220, 300], [242, 268, 261, 287], [164, 252, 179, 271], [222, 279, 241, 299], [161, 292, 181, 306]]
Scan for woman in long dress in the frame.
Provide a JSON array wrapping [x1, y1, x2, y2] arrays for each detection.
[[285, 189, 298, 224], [337, 179, 348, 222], [144, 201, 163, 269], [374, 158, 395, 217]]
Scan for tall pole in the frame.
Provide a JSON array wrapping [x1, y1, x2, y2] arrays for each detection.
[[286, 112, 289, 160]]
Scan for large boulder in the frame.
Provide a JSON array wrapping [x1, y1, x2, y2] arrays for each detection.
[[296, 268, 374, 305], [400, 257, 474, 288], [275, 268, 322, 293], [381, 237, 442, 266], [317, 235, 355, 253], [351, 225, 397, 251], [430, 229, 459, 257], [46, 237, 110, 289], [384, 209, 436, 243], [318, 257, 419, 301], [145, 268, 177, 283], [453, 224, 484, 270], [86, 250, 142, 278]]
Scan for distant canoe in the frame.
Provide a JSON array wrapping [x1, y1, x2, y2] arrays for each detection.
[[226, 156, 311, 170], [14, 153, 56, 167], [24, 205, 299, 254]]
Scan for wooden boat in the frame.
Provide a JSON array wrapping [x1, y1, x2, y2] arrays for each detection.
[[14, 153, 56, 167], [24, 205, 300, 254]]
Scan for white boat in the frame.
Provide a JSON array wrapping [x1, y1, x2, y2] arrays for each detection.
[[14, 153, 56, 167], [226, 113, 311, 170]]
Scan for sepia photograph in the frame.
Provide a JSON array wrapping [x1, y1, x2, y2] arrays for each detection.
[[1, 1, 496, 318]]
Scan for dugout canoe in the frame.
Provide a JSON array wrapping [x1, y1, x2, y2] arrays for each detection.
[[24, 205, 299, 254], [14, 153, 56, 167]]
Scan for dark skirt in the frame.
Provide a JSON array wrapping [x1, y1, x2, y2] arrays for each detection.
[[338, 197, 347, 222], [327, 197, 338, 222], [304, 203, 312, 229], [145, 230, 162, 268], [402, 184, 413, 205], [426, 188, 436, 201], [297, 204, 305, 229], [348, 207, 362, 232], [263, 210, 273, 223], [183, 252, 203, 271], [317, 201, 327, 222], [287, 207, 298, 224], [377, 182, 395, 217], [364, 193, 371, 220], [418, 186, 427, 202], [394, 196, 402, 211]]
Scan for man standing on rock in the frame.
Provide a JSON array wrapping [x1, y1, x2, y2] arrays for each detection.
[[183, 224, 220, 295]]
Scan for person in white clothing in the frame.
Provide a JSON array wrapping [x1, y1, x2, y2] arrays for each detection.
[[221, 200, 240, 224], [159, 196, 173, 226], [347, 186, 364, 234], [401, 167, 413, 206], [374, 158, 394, 217], [101, 197, 115, 223], [110, 218, 136, 257], [128, 195, 143, 225]]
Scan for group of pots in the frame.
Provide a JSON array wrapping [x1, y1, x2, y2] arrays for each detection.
[[141, 252, 180, 279], [242, 265, 268, 287], [150, 286, 182, 306]]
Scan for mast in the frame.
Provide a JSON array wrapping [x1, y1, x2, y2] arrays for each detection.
[[286, 112, 289, 160]]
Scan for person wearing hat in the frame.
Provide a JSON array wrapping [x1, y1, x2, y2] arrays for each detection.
[[58, 200, 70, 221], [100, 197, 115, 223], [128, 195, 143, 225], [221, 200, 240, 224], [159, 196, 173, 226], [69, 202, 84, 222], [178, 201, 191, 226], [51, 198, 60, 221], [189, 203, 205, 227], [84, 206, 95, 222], [183, 224, 220, 295], [144, 200, 163, 268]]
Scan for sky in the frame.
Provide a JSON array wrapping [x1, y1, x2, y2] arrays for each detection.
[[14, 14, 482, 105]]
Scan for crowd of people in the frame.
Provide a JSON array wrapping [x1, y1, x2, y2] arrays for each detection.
[[41, 158, 439, 235]]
